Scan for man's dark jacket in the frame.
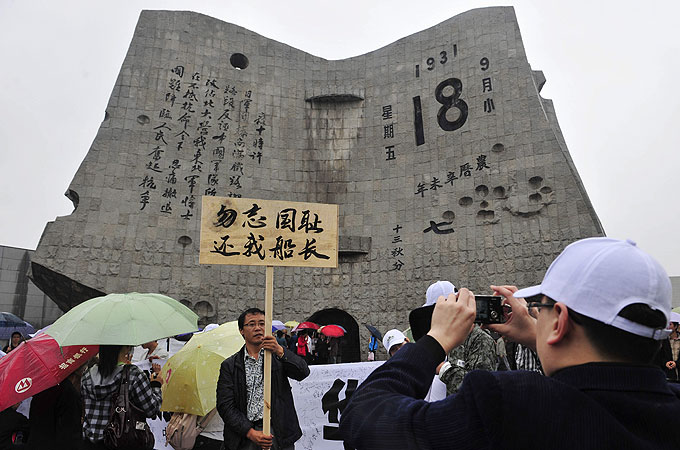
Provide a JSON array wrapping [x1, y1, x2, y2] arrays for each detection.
[[339, 335, 680, 450], [216, 345, 309, 450]]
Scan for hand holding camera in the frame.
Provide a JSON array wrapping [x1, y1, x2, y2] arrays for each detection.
[[485, 285, 537, 350], [426, 289, 476, 354]]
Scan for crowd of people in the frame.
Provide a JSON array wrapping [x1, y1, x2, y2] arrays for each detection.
[[1, 237, 680, 450], [277, 329, 342, 365]]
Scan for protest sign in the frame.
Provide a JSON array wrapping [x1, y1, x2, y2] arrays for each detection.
[[200, 196, 339, 436], [200, 197, 338, 268]]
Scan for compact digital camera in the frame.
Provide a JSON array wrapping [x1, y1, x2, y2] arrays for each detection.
[[408, 295, 506, 341]]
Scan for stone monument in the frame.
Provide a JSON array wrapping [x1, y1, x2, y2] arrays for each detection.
[[31, 7, 603, 361]]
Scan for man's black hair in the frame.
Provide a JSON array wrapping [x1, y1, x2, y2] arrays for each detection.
[[11, 331, 22, 339], [238, 307, 265, 330], [545, 297, 666, 364]]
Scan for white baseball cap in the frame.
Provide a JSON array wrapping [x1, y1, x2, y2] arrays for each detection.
[[670, 312, 680, 324], [425, 281, 457, 306], [383, 329, 407, 353], [514, 238, 672, 340]]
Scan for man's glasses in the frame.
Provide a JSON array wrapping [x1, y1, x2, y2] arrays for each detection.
[[526, 302, 554, 318], [243, 321, 266, 328]]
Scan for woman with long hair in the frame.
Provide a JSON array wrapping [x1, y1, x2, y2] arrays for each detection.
[[80, 345, 162, 450]]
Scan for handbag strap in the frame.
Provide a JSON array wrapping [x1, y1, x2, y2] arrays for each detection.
[[117, 364, 131, 413], [196, 408, 218, 430]]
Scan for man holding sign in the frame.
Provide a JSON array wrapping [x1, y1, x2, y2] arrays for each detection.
[[217, 307, 310, 450]]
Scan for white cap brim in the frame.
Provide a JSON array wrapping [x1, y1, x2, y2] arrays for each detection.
[[513, 284, 543, 299]]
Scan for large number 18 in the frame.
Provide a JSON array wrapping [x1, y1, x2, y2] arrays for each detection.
[[413, 78, 468, 146]]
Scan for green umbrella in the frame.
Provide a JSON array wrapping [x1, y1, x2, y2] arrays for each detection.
[[45, 293, 199, 346]]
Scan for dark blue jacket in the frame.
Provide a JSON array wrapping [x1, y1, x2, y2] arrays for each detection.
[[216, 345, 309, 450], [340, 336, 680, 449]]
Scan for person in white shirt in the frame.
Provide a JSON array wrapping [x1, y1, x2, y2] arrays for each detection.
[[140, 339, 169, 361]]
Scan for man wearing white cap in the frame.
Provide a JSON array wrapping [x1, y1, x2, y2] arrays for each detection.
[[426, 281, 497, 394], [383, 329, 409, 358], [340, 238, 680, 449]]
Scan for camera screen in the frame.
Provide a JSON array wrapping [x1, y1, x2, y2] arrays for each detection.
[[474, 295, 504, 324]]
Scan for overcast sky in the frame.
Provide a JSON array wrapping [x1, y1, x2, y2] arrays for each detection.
[[1, 0, 679, 275]]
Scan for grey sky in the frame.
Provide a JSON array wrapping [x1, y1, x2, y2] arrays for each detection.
[[1, 0, 679, 275]]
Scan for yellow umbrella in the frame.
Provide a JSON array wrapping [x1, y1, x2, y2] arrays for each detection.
[[284, 320, 299, 329], [160, 321, 243, 415]]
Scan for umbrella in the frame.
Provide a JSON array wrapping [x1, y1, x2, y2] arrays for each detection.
[[364, 324, 383, 341], [319, 325, 345, 338], [294, 321, 319, 332], [0, 312, 35, 340], [0, 333, 97, 411], [284, 320, 299, 329], [272, 320, 287, 332], [46, 292, 199, 346], [160, 321, 243, 415]]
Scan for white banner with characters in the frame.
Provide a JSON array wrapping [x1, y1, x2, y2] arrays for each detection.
[[291, 361, 445, 450]]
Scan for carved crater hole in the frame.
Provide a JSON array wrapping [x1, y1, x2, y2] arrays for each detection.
[[477, 210, 495, 220], [178, 235, 192, 247], [529, 193, 543, 204], [194, 301, 214, 317], [137, 114, 150, 125], [492, 143, 505, 153], [179, 299, 192, 308], [230, 53, 249, 70], [442, 210, 455, 221], [529, 176, 543, 188], [459, 196, 473, 207], [475, 185, 489, 198], [493, 186, 506, 198]]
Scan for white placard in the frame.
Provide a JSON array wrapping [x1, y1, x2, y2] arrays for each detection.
[[291, 361, 445, 450], [134, 358, 171, 449]]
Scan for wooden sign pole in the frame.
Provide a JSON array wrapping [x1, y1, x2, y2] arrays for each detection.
[[263, 265, 273, 437]]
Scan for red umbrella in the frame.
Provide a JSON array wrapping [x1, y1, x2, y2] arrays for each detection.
[[320, 325, 345, 338], [294, 321, 320, 331], [0, 333, 97, 411]]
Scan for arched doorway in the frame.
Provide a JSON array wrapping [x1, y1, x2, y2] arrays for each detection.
[[307, 308, 360, 363]]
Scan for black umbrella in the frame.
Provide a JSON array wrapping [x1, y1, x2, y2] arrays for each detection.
[[364, 324, 383, 341], [0, 312, 35, 340]]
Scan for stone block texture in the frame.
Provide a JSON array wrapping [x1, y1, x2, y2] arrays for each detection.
[[1, 246, 62, 330], [31, 7, 603, 357]]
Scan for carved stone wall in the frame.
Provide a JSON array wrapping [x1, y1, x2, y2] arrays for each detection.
[[31, 7, 603, 350]]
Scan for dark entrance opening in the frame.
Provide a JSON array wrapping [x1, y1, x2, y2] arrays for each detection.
[[307, 308, 360, 363]]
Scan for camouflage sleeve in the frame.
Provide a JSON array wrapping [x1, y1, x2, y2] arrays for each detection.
[[439, 338, 468, 395], [466, 328, 498, 373], [439, 328, 497, 395]]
